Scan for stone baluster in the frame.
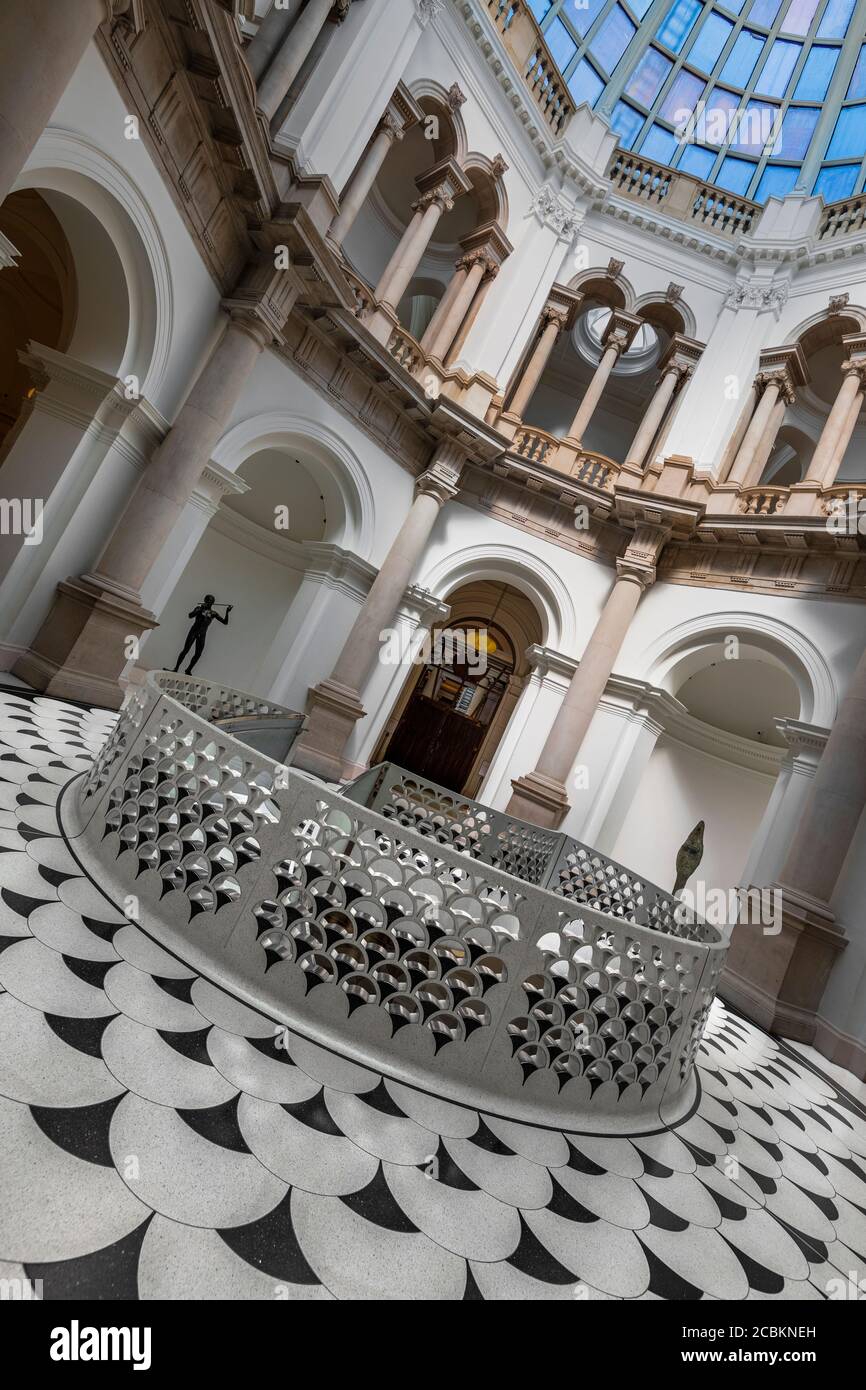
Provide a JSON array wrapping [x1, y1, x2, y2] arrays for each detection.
[[294, 442, 468, 780], [507, 526, 666, 827]]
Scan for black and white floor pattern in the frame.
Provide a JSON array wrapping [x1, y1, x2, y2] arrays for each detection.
[[1, 688, 865, 1302]]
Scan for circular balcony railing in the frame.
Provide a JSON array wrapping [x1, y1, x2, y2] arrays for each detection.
[[60, 671, 727, 1136]]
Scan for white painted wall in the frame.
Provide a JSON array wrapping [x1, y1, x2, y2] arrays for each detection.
[[612, 736, 776, 897]]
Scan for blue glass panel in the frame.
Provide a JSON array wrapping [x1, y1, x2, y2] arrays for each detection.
[[716, 154, 757, 193], [817, 0, 855, 37], [624, 46, 673, 104], [563, 0, 600, 35], [610, 100, 645, 146], [545, 17, 578, 72], [782, 0, 820, 34], [567, 57, 606, 106], [774, 104, 819, 156], [688, 12, 733, 72], [847, 46, 866, 100], [749, 0, 782, 24], [813, 163, 859, 200], [755, 164, 799, 201], [755, 39, 801, 95], [719, 29, 764, 87], [677, 143, 717, 177], [704, 87, 741, 144], [589, 4, 636, 72], [656, 0, 702, 53], [641, 123, 680, 162], [627, 0, 654, 15], [718, 0, 746, 11], [659, 68, 706, 123], [527, 0, 553, 20], [826, 105, 866, 160], [730, 99, 780, 153], [793, 45, 838, 99]]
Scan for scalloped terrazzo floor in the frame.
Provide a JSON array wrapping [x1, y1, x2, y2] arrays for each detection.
[[0, 688, 865, 1301]]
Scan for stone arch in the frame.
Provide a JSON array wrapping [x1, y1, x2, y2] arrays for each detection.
[[14, 126, 172, 396], [210, 411, 375, 559], [567, 265, 634, 311], [418, 542, 577, 653], [640, 610, 837, 728], [633, 292, 697, 340], [408, 80, 469, 164], [461, 154, 509, 231]]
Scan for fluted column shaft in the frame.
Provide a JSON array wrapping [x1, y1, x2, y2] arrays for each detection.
[[426, 255, 487, 362], [375, 196, 448, 314], [568, 340, 622, 442], [91, 319, 266, 597], [727, 377, 782, 486], [509, 313, 563, 418], [329, 118, 400, 249], [257, 0, 334, 121], [779, 645, 866, 904], [625, 365, 683, 469], [0, 0, 107, 206], [805, 366, 865, 485]]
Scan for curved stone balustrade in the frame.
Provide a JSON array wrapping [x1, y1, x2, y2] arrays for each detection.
[[740, 487, 787, 516], [60, 675, 726, 1135]]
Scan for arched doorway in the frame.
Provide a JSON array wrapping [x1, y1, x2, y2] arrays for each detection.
[[375, 579, 543, 796]]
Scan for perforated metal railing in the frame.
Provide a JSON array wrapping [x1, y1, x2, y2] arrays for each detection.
[[345, 763, 712, 944], [65, 673, 726, 1130]]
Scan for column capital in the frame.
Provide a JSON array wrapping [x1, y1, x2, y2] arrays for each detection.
[[615, 556, 656, 590], [542, 284, 583, 332], [415, 460, 462, 505], [414, 158, 473, 209], [459, 220, 513, 274], [221, 247, 304, 345], [380, 81, 424, 141], [602, 309, 642, 356], [659, 332, 705, 380]]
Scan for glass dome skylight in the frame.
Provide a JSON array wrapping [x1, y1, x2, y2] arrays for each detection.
[[528, 0, 866, 204]]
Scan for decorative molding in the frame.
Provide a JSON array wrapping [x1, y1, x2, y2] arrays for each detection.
[[415, 0, 445, 27], [726, 280, 789, 315], [529, 184, 584, 241]]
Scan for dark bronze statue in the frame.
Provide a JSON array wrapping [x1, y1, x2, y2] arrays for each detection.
[[171, 594, 232, 675], [674, 819, 705, 894]]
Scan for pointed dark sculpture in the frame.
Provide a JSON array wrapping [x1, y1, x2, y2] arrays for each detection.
[[674, 819, 705, 895], [171, 594, 232, 676]]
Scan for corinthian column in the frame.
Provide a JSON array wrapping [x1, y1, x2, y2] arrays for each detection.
[[13, 244, 303, 708], [507, 527, 666, 828], [294, 443, 467, 780], [567, 311, 641, 444], [508, 286, 582, 419], [425, 252, 489, 362], [624, 336, 702, 471], [726, 374, 784, 487], [0, 0, 123, 206], [805, 350, 866, 486], [328, 85, 421, 250]]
